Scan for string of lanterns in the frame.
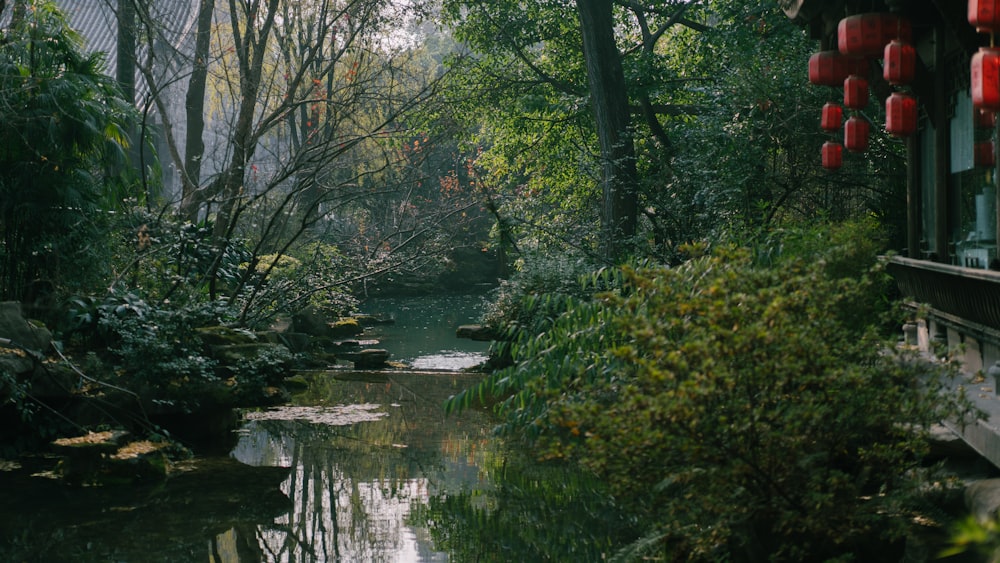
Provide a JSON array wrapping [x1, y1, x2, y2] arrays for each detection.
[[970, 1, 999, 171], [808, 12, 917, 170]]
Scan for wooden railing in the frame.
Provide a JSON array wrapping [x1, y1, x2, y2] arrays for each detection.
[[887, 256, 1000, 331]]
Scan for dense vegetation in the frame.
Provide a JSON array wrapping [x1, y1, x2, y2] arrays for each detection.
[[0, 0, 978, 560], [448, 221, 974, 560]]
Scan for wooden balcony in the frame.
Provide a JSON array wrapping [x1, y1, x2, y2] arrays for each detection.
[[887, 256, 1000, 332]]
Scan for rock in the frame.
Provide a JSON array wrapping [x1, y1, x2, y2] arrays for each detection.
[[29, 361, 78, 399], [51, 430, 131, 486], [965, 478, 1000, 522], [292, 306, 364, 339], [195, 326, 257, 346], [0, 301, 51, 353], [456, 324, 498, 341], [284, 374, 310, 391], [328, 317, 363, 338], [257, 330, 311, 353], [351, 314, 394, 327], [105, 440, 170, 483], [0, 346, 34, 376], [342, 348, 390, 369], [292, 306, 331, 335]]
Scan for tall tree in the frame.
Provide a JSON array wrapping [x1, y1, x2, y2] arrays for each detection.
[[122, 0, 482, 321], [577, 0, 638, 260], [440, 0, 706, 263], [179, 0, 215, 220]]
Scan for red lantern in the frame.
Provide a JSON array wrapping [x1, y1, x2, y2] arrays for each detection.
[[809, 51, 849, 86], [844, 75, 869, 109], [970, 0, 1000, 34], [976, 141, 996, 167], [821, 102, 843, 131], [883, 40, 915, 85], [885, 92, 917, 137], [977, 108, 997, 129], [844, 116, 870, 153], [822, 141, 843, 170], [973, 48, 1000, 111], [839, 13, 912, 58]]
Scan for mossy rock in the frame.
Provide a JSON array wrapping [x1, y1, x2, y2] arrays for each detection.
[[328, 317, 363, 338], [195, 326, 258, 347], [351, 314, 394, 327]]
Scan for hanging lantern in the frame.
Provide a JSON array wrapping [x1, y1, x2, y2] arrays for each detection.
[[972, 47, 1000, 111], [977, 108, 997, 129], [970, 0, 1000, 34], [885, 92, 917, 137], [808, 52, 869, 86], [976, 141, 996, 167], [822, 141, 843, 170], [839, 13, 912, 58], [809, 51, 849, 86], [844, 75, 869, 109], [883, 40, 915, 85], [845, 116, 870, 153], [821, 102, 844, 131]]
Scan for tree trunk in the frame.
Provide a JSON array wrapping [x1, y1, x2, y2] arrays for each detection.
[[115, 0, 135, 104], [206, 0, 280, 298], [180, 0, 215, 222], [577, 0, 639, 263]]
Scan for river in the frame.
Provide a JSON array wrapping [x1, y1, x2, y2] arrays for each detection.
[[0, 294, 632, 561]]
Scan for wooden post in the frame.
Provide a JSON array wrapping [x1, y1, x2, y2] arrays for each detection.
[[934, 23, 949, 263]]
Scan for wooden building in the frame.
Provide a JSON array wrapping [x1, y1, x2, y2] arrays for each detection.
[[784, 0, 1000, 463]]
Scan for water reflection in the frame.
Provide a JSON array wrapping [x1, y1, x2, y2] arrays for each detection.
[[0, 371, 630, 562], [360, 295, 490, 369], [0, 294, 629, 562], [228, 372, 493, 562]]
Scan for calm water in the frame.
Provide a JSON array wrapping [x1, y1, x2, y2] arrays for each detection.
[[0, 295, 630, 561], [359, 294, 492, 370]]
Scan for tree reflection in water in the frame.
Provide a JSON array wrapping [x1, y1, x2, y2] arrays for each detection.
[[225, 371, 634, 562], [227, 371, 491, 562]]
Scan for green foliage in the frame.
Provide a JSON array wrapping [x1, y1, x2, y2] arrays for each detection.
[[99, 297, 229, 388], [449, 222, 976, 560], [226, 345, 295, 400], [480, 250, 602, 329], [122, 214, 250, 304], [437, 1, 908, 264], [0, 369, 33, 423], [235, 242, 357, 328], [0, 0, 137, 300], [941, 515, 1000, 562], [410, 451, 635, 561]]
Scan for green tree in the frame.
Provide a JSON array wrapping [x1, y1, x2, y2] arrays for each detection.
[[121, 0, 487, 323], [658, 2, 906, 242], [440, 0, 707, 262], [449, 220, 975, 561], [439, 1, 907, 267], [0, 1, 134, 300]]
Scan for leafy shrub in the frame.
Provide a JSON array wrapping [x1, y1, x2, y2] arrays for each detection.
[[234, 242, 357, 328], [449, 222, 976, 561], [480, 250, 601, 330], [98, 297, 232, 389]]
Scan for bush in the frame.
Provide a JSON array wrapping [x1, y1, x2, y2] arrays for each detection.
[[449, 222, 976, 561], [100, 297, 230, 389], [480, 250, 601, 330]]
